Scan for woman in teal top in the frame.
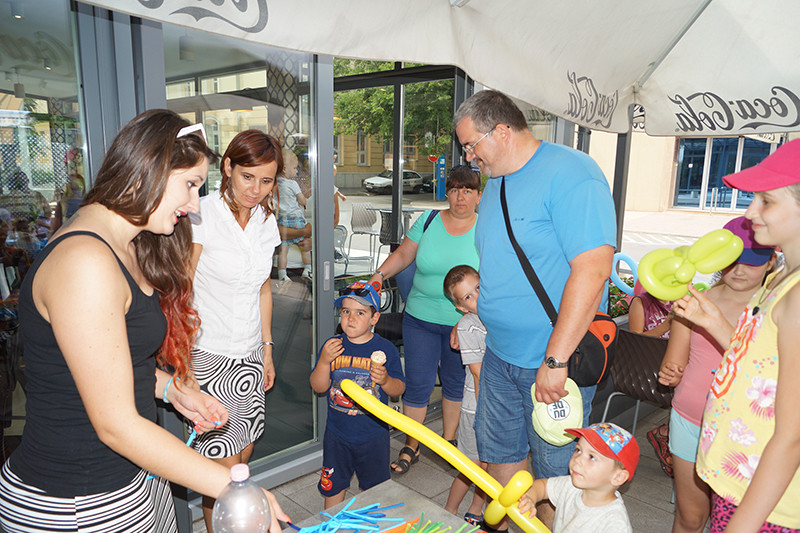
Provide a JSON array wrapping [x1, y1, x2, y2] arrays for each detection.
[[369, 165, 481, 473]]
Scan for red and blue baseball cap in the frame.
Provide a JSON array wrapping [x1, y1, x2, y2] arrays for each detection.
[[723, 138, 800, 192], [723, 216, 774, 266], [566, 422, 640, 478], [334, 281, 381, 311]]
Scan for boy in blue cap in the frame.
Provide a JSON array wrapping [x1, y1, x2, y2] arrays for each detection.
[[310, 281, 405, 508]]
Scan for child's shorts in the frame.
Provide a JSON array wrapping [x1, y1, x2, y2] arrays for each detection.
[[318, 429, 390, 497], [669, 409, 701, 463], [278, 215, 308, 246], [456, 410, 479, 462], [711, 493, 800, 532]]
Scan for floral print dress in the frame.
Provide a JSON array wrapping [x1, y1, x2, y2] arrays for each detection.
[[696, 268, 800, 529]]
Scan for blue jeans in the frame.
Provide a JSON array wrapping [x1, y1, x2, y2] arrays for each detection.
[[474, 346, 595, 478], [401, 313, 465, 408]]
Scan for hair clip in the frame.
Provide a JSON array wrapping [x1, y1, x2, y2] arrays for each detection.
[[176, 123, 208, 143]]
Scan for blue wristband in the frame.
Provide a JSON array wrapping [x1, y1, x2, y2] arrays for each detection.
[[162, 377, 175, 404]]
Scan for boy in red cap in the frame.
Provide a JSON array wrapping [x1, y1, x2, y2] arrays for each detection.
[[518, 422, 639, 533]]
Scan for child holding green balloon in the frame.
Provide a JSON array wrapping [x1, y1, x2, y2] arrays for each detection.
[[671, 139, 800, 533], [658, 216, 776, 533]]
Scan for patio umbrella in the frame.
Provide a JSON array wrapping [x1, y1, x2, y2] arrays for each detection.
[[87, 0, 800, 136]]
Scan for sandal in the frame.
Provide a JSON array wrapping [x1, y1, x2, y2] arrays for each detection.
[[391, 445, 420, 474], [464, 513, 482, 527], [480, 520, 508, 533], [647, 423, 674, 478], [447, 439, 458, 448]]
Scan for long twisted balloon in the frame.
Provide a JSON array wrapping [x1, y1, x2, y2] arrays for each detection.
[[340, 379, 549, 533]]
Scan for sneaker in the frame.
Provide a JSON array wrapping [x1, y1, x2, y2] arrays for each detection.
[[301, 269, 312, 281], [334, 250, 344, 261], [275, 276, 293, 294], [647, 423, 673, 478]]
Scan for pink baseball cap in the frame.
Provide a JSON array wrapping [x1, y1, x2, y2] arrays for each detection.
[[723, 216, 774, 266], [723, 139, 800, 192], [566, 422, 640, 479]]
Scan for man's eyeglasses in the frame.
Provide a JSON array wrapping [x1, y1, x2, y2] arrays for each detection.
[[463, 125, 497, 154]]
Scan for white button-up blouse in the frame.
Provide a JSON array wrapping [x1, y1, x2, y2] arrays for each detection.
[[191, 191, 281, 358]]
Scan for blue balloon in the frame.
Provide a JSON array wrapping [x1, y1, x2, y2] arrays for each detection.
[[610, 253, 638, 296]]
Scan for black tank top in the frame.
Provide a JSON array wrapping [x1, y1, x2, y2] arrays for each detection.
[[10, 231, 167, 496]]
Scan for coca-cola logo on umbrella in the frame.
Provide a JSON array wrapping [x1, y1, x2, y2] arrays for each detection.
[[136, 0, 269, 33], [670, 86, 800, 133], [564, 71, 618, 129]]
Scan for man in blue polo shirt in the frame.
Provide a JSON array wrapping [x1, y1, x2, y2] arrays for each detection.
[[454, 90, 616, 530]]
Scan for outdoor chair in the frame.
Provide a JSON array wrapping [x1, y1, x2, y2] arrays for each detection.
[[600, 328, 673, 435], [334, 224, 349, 273], [347, 202, 379, 267], [375, 210, 400, 270]]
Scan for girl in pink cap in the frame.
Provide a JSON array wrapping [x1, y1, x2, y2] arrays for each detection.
[[659, 216, 776, 533], [672, 139, 800, 533]]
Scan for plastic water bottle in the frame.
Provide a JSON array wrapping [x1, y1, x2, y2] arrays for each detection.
[[212, 464, 271, 533]]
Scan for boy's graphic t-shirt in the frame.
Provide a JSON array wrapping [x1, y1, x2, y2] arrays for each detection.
[[315, 334, 404, 443]]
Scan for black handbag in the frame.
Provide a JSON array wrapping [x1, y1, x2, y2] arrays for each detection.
[[499, 177, 617, 386]]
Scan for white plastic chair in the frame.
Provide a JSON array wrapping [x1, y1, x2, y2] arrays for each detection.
[[334, 224, 350, 273], [347, 202, 379, 265]]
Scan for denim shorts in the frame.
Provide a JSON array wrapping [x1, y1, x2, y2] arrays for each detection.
[[401, 313, 465, 408], [669, 408, 701, 463], [474, 346, 595, 478]]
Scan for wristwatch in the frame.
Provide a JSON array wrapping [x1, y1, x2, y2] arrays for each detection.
[[544, 356, 569, 369]]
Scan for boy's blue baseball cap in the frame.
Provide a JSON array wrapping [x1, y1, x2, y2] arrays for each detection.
[[334, 282, 381, 311]]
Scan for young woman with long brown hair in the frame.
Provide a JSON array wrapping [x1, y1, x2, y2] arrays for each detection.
[[0, 111, 287, 533]]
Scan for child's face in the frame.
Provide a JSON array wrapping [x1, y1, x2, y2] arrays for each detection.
[[452, 273, 480, 315], [746, 186, 800, 248], [339, 298, 379, 343], [720, 259, 773, 293], [568, 437, 627, 491]]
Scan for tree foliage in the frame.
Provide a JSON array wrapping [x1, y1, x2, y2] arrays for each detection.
[[333, 59, 454, 159]]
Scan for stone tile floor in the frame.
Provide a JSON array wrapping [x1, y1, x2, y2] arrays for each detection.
[[195, 407, 683, 533]]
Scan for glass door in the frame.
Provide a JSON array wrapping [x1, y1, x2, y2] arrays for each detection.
[[163, 25, 316, 462]]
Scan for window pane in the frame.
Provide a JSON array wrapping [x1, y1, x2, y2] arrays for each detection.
[[705, 138, 738, 209], [673, 138, 706, 208], [333, 59, 395, 76], [0, 0, 85, 458], [163, 25, 315, 462], [735, 138, 772, 209]]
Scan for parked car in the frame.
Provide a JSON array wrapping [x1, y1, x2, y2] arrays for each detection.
[[362, 170, 431, 194]]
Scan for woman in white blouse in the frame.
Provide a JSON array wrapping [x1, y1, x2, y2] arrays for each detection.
[[189, 130, 283, 532]]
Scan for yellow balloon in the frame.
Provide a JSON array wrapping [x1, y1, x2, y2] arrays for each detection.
[[639, 249, 690, 301], [638, 229, 744, 301], [339, 380, 550, 533], [674, 261, 697, 284]]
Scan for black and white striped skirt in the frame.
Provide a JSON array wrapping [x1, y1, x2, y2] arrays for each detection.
[[0, 462, 177, 532], [188, 346, 266, 459]]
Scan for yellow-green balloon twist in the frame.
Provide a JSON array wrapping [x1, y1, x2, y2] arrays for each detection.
[[340, 379, 549, 533], [638, 229, 743, 301]]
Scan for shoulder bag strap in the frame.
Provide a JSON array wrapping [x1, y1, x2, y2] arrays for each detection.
[[422, 209, 439, 232], [500, 176, 558, 325]]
